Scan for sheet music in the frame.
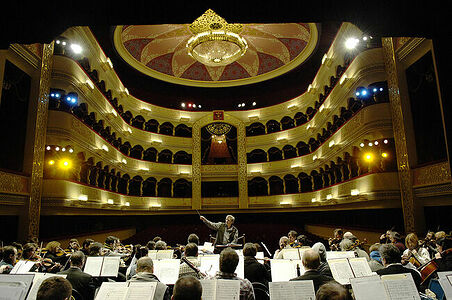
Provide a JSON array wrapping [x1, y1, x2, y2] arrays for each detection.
[[216, 279, 240, 300], [348, 257, 372, 278], [328, 258, 355, 285], [200, 280, 216, 300], [95, 282, 128, 300], [236, 256, 244, 279], [84, 256, 104, 277], [256, 252, 265, 264], [350, 275, 389, 300], [10, 260, 36, 274], [439, 277, 452, 299], [269, 281, 315, 300], [148, 250, 157, 259], [26, 273, 66, 300], [0, 273, 35, 300], [200, 255, 220, 277], [326, 251, 356, 260], [125, 282, 157, 300], [280, 249, 301, 260], [156, 250, 174, 260], [153, 259, 180, 285], [270, 259, 301, 282], [381, 273, 421, 300], [101, 257, 120, 277]]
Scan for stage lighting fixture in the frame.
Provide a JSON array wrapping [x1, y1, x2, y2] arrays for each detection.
[[46, 146, 51, 150], [364, 153, 374, 162], [381, 152, 388, 158], [345, 37, 359, 49], [48, 160, 55, 166], [59, 159, 72, 170], [70, 43, 83, 54]]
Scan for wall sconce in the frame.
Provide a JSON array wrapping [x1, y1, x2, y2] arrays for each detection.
[[326, 194, 333, 200], [288, 104, 298, 111], [248, 115, 259, 121], [78, 195, 88, 201], [329, 140, 335, 148], [107, 199, 114, 205], [351, 189, 360, 196], [180, 116, 190, 122]]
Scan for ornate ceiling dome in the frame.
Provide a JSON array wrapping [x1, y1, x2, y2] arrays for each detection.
[[113, 10, 318, 88]]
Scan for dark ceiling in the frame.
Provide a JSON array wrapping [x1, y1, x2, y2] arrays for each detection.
[[1, 1, 450, 111]]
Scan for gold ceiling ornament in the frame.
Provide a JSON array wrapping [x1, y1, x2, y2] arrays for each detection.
[[186, 9, 248, 67], [206, 122, 232, 136]]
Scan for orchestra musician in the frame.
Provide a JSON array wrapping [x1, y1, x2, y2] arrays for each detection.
[[0, 245, 17, 274], [401, 233, 431, 268], [179, 243, 202, 279], [434, 235, 452, 272], [328, 228, 343, 251], [67, 238, 80, 252], [199, 214, 238, 246]]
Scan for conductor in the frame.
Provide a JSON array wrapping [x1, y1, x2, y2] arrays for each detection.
[[200, 215, 238, 246]]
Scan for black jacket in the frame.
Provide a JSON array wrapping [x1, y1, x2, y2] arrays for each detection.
[[290, 269, 334, 292], [58, 266, 96, 300], [244, 256, 271, 287]]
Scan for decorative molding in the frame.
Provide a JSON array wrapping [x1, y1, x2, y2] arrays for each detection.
[[382, 37, 416, 233], [28, 42, 54, 240], [0, 171, 30, 195], [413, 162, 451, 188], [395, 38, 425, 61]]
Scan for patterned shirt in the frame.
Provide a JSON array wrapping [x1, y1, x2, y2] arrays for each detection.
[[214, 271, 255, 300], [179, 256, 202, 279]]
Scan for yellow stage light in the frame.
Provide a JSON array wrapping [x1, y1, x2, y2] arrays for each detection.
[[364, 153, 374, 162], [48, 160, 55, 166], [381, 152, 388, 158], [59, 159, 72, 170]]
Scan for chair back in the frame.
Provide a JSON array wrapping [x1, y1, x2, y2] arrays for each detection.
[[252, 282, 270, 300], [71, 289, 84, 300]]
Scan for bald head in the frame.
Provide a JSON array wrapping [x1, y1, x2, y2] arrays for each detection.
[[136, 256, 154, 273], [302, 249, 320, 270], [172, 276, 202, 300]]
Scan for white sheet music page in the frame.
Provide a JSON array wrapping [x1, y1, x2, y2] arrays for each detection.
[[84, 256, 104, 277], [156, 250, 174, 260], [236, 255, 244, 279], [269, 281, 315, 300], [270, 259, 299, 282], [10, 260, 36, 275], [95, 282, 128, 300], [125, 282, 157, 300], [200, 280, 217, 300], [153, 259, 180, 285], [326, 251, 355, 260], [101, 257, 120, 277], [348, 257, 372, 278], [328, 258, 355, 285], [215, 279, 240, 300], [26, 273, 66, 300], [200, 255, 220, 277], [350, 275, 389, 300], [281, 249, 301, 260], [381, 273, 421, 300]]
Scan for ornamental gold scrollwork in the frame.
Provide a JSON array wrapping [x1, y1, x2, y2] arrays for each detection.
[[28, 42, 54, 240], [382, 37, 415, 233]]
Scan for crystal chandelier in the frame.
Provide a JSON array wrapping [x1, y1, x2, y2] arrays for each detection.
[[186, 9, 248, 67]]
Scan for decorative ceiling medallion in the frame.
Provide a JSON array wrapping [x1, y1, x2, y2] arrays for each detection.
[[113, 18, 318, 87], [206, 123, 232, 136]]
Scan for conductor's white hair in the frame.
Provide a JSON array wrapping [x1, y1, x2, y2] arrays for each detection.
[[226, 215, 235, 222]]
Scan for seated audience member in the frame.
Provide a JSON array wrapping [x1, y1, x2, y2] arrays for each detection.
[[377, 244, 422, 289], [401, 233, 430, 267], [129, 257, 171, 300], [312, 242, 333, 277], [81, 239, 94, 256], [339, 238, 369, 261], [274, 236, 290, 258], [36, 276, 72, 300], [368, 243, 384, 272], [179, 243, 201, 279], [290, 249, 334, 292], [288, 230, 299, 247], [172, 276, 203, 300], [187, 233, 200, 245], [243, 243, 271, 288], [435, 236, 452, 271], [315, 281, 349, 300], [0, 245, 17, 273], [58, 251, 96, 300], [213, 247, 255, 300]]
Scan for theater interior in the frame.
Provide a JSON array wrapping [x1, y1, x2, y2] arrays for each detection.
[[0, 1, 451, 255]]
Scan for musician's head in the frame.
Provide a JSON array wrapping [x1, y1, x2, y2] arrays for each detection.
[[46, 241, 61, 254], [279, 236, 289, 249], [36, 276, 72, 300], [379, 243, 401, 266], [88, 242, 103, 256], [155, 240, 167, 250], [288, 230, 297, 242], [105, 236, 119, 249], [243, 243, 257, 257], [219, 247, 239, 274], [136, 256, 154, 273], [339, 238, 354, 251], [147, 240, 156, 250], [22, 243, 37, 260], [225, 215, 235, 228], [82, 238, 94, 251], [185, 243, 198, 257], [435, 231, 446, 240], [426, 231, 435, 241], [302, 249, 321, 271], [315, 281, 348, 300], [172, 276, 202, 300], [68, 238, 79, 250], [312, 242, 327, 262], [1, 245, 17, 265], [437, 236, 452, 253], [333, 228, 343, 239], [405, 233, 419, 250], [187, 233, 200, 245], [70, 251, 85, 268]]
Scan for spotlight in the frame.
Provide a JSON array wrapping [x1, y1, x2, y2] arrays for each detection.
[[373, 88, 378, 93], [380, 88, 384, 91], [360, 143, 365, 148], [70, 43, 83, 54], [55, 147, 60, 151], [241, 103, 245, 107], [46, 146, 51, 150], [65, 92, 78, 105], [345, 37, 359, 49], [59, 159, 72, 170], [192, 104, 196, 108], [56, 40, 61, 44], [383, 139, 389, 144], [68, 148, 74, 153], [252, 102, 256, 106], [364, 153, 374, 162], [356, 92, 360, 96], [368, 142, 373, 147], [374, 141, 379, 146], [181, 103, 186, 108], [62, 41, 67, 46], [381, 152, 388, 158], [61, 147, 66, 152], [188, 103, 192, 107], [48, 160, 55, 166], [198, 105, 202, 108], [238, 104, 241, 108]]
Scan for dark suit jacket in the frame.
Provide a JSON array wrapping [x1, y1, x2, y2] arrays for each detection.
[[290, 269, 334, 292], [244, 256, 272, 287], [58, 266, 96, 300], [376, 264, 422, 290]]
